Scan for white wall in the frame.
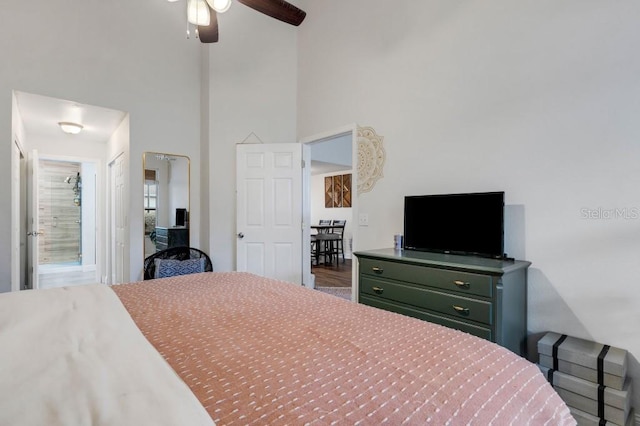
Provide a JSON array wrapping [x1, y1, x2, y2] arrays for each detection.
[[80, 162, 97, 269], [1, 0, 203, 286], [168, 158, 189, 227], [298, 0, 640, 411], [311, 172, 353, 259], [10, 93, 26, 291], [206, 2, 300, 271], [144, 156, 170, 228]]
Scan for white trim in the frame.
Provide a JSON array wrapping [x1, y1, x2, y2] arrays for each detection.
[[11, 139, 25, 292], [299, 124, 357, 146], [36, 154, 103, 287], [38, 264, 96, 274], [300, 123, 359, 300]]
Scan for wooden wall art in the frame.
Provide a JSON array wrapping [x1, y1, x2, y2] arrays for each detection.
[[324, 173, 352, 208]]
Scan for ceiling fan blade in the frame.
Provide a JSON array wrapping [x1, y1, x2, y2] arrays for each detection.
[[236, 0, 306, 26], [198, 6, 219, 43]]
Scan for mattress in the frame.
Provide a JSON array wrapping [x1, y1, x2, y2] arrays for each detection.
[[0, 284, 214, 426], [112, 271, 575, 425]]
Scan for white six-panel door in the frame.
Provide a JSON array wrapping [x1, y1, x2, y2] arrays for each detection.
[[236, 143, 302, 284]]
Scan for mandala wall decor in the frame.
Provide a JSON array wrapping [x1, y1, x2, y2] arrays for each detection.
[[357, 126, 385, 194]]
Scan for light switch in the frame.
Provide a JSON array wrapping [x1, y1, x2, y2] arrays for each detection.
[[358, 213, 369, 226]]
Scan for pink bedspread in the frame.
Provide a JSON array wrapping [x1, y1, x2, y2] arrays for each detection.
[[112, 272, 574, 425]]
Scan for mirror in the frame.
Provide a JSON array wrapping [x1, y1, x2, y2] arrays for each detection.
[[143, 152, 190, 258]]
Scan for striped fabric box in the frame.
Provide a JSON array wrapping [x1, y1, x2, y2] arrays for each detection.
[[569, 407, 635, 426], [537, 332, 633, 425], [538, 332, 627, 390], [539, 365, 632, 425]]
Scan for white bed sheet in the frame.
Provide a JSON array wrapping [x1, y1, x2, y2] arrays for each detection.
[[0, 284, 214, 426]]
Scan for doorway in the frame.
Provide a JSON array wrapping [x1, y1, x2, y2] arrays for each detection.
[[302, 125, 358, 299], [11, 139, 27, 291], [12, 90, 129, 291], [37, 157, 98, 289]]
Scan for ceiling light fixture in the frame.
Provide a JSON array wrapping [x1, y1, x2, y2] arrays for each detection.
[[58, 122, 84, 135], [207, 0, 231, 13], [167, 0, 305, 44], [187, 0, 210, 26]]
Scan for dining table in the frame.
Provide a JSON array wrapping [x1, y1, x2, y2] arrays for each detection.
[[310, 224, 335, 233]]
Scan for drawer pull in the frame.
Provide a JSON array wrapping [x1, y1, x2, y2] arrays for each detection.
[[372, 267, 384, 274], [453, 280, 470, 289], [372, 286, 384, 294], [452, 305, 470, 315]]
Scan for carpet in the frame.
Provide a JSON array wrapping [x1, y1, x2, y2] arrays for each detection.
[[315, 286, 352, 301]]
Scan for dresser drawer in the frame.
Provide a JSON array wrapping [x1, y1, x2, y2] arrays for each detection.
[[360, 295, 492, 341], [361, 276, 493, 325], [358, 257, 492, 298]]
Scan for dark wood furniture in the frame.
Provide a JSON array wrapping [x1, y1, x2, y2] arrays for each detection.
[[311, 222, 334, 266], [155, 226, 189, 252], [329, 220, 346, 263], [310, 222, 346, 266], [354, 248, 530, 355]]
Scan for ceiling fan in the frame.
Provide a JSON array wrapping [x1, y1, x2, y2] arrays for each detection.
[[171, 0, 307, 43]]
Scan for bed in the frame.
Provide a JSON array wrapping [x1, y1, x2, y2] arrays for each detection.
[[0, 272, 575, 425]]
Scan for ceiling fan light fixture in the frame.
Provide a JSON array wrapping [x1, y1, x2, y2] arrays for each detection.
[[58, 122, 84, 135], [187, 0, 211, 26], [207, 0, 231, 13]]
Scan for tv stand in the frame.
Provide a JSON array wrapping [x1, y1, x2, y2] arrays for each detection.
[[354, 248, 530, 355]]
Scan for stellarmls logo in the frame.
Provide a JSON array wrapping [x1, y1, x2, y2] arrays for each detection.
[[581, 207, 640, 220]]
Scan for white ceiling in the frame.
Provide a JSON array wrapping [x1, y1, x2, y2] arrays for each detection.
[[14, 91, 350, 173], [311, 160, 351, 176], [310, 133, 352, 176], [15, 91, 127, 144]]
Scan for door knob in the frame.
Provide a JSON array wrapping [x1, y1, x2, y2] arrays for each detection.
[[237, 232, 244, 239]]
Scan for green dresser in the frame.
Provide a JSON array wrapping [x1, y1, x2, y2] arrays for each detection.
[[354, 248, 530, 355]]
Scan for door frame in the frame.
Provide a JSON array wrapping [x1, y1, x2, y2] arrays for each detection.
[[107, 152, 127, 285], [34, 154, 103, 283], [300, 124, 359, 299], [11, 138, 27, 291]]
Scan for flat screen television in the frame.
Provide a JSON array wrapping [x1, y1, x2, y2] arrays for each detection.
[[403, 191, 504, 259]]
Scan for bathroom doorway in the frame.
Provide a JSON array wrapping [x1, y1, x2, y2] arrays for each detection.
[[37, 157, 98, 289]]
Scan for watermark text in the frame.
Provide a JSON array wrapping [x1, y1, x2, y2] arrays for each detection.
[[580, 207, 639, 220]]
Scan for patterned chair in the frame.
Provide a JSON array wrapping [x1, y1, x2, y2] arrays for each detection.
[[143, 247, 213, 280]]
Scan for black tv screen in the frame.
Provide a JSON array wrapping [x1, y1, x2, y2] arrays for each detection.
[[403, 191, 504, 258]]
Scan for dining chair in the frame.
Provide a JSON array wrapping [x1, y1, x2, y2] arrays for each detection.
[[317, 219, 332, 233], [312, 220, 334, 265], [329, 220, 346, 264]]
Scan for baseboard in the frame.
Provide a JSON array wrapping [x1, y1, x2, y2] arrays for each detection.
[[82, 264, 97, 272]]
